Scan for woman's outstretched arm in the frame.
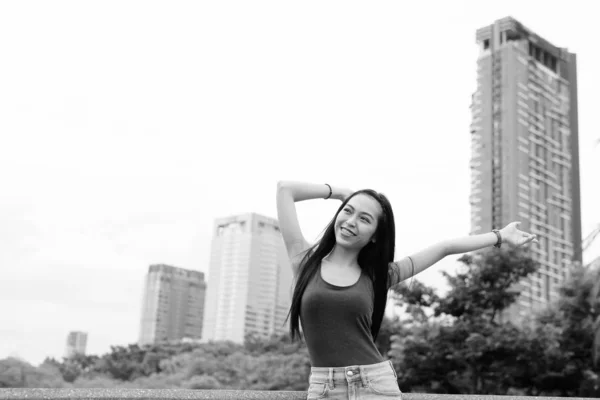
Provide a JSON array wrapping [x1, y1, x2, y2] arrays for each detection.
[[276, 181, 351, 274], [388, 222, 538, 287]]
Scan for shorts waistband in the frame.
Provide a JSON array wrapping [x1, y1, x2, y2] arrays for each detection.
[[309, 360, 397, 387]]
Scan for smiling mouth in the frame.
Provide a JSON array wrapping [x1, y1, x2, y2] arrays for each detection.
[[341, 227, 356, 236]]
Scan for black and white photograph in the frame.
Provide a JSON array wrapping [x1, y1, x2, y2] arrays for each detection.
[[1, 1, 599, 399]]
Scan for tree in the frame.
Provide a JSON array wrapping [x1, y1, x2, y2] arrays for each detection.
[[392, 280, 441, 323], [509, 319, 569, 396], [78, 341, 205, 382], [0, 358, 29, 388], [0, 357, 65, 388], [375, 316, 403, 358], [389, 248, 540, 394], [521, 261, 600, 397], [436, 248, 538, 324]]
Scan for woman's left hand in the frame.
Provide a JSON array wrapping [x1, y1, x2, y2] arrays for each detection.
[[500, 222, 539, 247]]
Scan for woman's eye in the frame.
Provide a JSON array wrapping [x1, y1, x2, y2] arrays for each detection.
[[361, 217, 370, 223]]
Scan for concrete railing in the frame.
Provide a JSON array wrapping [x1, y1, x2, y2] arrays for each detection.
[[0, 389, 591, 400]]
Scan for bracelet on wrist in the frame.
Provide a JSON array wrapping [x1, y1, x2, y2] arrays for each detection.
[[324, 183, 332, 200], [492, 229, 502, 248]]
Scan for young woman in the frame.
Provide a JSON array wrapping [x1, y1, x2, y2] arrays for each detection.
[[276, 181, 538, 400]]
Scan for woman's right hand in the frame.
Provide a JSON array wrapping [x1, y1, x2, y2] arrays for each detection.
[[333, 187, 354, 202]]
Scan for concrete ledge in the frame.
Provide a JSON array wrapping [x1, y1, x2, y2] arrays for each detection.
[[0, 389, 591, 400]]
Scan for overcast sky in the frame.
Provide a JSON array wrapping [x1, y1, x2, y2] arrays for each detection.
[[1, 0, 598, 365]]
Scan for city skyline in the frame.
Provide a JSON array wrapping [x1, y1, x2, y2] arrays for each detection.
[[1, 1, 599, 365]]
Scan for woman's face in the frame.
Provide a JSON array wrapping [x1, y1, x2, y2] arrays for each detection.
[[334, 193, 382, 250]]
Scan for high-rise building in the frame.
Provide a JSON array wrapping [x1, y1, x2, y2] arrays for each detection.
[[202, 213, 293, 343], [138, 264, 207, 345], [470, 17, 582, 321], [64, 331, 87, 358]]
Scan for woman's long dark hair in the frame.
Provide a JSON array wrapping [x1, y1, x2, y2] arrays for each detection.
[[286, 189, 396, 341]]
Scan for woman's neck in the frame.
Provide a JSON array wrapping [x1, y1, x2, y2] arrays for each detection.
[[324, 245, 360, 269]]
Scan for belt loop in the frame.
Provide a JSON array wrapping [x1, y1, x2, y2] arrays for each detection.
[[359, 365, 368, 388], [328, 368, 335, 389]]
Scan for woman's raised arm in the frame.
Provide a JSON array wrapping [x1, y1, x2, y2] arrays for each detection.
[[388, 222, 538, 288]]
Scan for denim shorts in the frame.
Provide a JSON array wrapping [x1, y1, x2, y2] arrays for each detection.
[[306, 360, 403, 400]]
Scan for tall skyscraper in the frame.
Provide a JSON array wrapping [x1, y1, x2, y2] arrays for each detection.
[[202, 213, 293, 343], [64, 331, 87, 358], [470, 17, 582, 320], [138, 264, 207, 345]]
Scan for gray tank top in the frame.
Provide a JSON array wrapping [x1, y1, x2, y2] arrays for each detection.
[[299, 263, 385, 367]]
